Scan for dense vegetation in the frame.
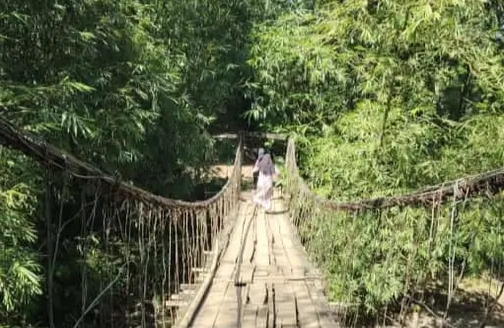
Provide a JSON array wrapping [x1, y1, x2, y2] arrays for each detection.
[[0, 0, 283, 326], [248, 0, 504, 324], [2, 0, 504, 327]]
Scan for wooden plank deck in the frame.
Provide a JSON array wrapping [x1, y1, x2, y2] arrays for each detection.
[[187, 190, 338, 328]]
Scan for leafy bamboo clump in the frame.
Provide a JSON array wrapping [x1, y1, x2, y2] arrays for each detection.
[[287, 140, 504, 326], [250, 0, 504, 324], [294, 193, 504, 314], [0, 148, 42, 316]]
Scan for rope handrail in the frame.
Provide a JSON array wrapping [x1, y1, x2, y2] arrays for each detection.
[[0, 116, 242, 209], [280, 136, 504, 323], [285, 137, 504, 210], [0, 117, 244, 327]]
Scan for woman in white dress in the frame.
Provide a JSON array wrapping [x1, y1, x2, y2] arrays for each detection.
[[253, 148, 265, 190], [252, 153, 278, 211]]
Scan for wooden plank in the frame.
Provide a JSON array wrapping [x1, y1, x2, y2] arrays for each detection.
[[241, 207, 256, 266], [241, 305, 259, 327], [255, 305, 269, 328], [241, 283, 251, 305], [272, 193, 337, 328], [235, 208, 255, 287], [264, 197, 299, 327], [293, 282, 322, 328], [180, 283, 197, 290], [213, 303, 238, 327], [255, 211, 270, 267], [183, 194, 339, 328], [181, 289, 195, 296], [252, 264, 281, 278], [273, 283, 297, 327], [236, 263, 256, 284], [267, 282, 275, 328], [194, 275, 205, 283], [165, 300, 189, 307], [243, 282, 269, 328], [246, 281, 269, 306], [264, 214, 276, 268], [186, 202, 251, 328], [187, 282, 228, 326]]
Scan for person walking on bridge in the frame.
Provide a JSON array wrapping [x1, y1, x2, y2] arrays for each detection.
[[252, 153, 278, 211], [253, 147, 265, 190]]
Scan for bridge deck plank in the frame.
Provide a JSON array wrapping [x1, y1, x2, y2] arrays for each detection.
[[187, 189, 338, 328], [186, 199, 250, 327]]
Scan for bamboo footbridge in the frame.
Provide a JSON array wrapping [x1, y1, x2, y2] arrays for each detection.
[[1, 117, 504, 328]]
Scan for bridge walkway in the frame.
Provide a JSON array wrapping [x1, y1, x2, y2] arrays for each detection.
[[188, 190, 337, 328]]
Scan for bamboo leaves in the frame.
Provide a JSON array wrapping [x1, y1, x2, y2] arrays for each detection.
[[265, 0, 504, 320], [0, 149, 41, 315]]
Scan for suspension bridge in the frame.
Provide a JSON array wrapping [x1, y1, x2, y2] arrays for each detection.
[[1, 117, 503, 328]]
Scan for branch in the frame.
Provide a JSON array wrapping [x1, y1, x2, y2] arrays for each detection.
[[405, 295, 458, 328], [72, 264, 127, 328], [478, 282, 504, 328]]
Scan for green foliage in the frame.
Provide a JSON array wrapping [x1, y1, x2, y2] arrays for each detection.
[[251, 0, 504, 318], [247, 0, 504, 131], [0, 148, 41, 318], [292, 193, 504, 315], [1, 0, 185, 170]]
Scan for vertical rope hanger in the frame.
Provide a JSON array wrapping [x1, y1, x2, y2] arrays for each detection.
[[0, 119, 244, 328]]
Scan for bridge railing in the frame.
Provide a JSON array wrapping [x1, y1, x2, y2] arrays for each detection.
[[172, 139, 242, 328], [284, 135, 504, 325], [4, 120, 504, 327], [0, 117, 242, 328]]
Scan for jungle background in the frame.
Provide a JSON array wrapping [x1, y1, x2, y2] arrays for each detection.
[[1, 0, 504, 327]]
